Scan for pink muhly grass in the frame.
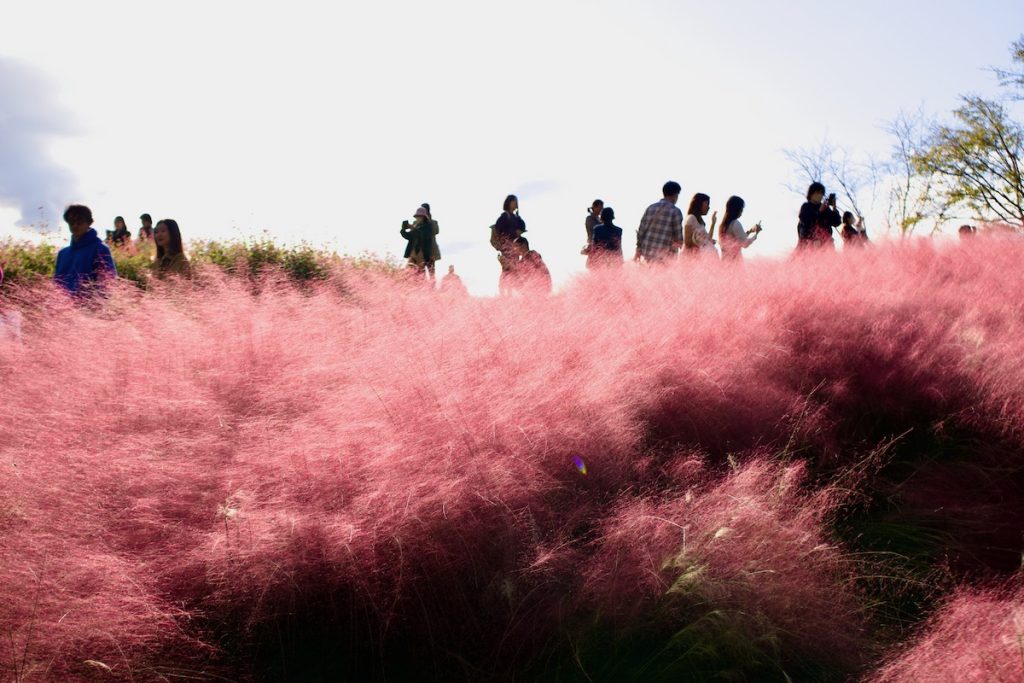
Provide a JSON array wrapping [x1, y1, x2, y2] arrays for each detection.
[[0, 237, 1023, 678], [869, 580, 1024, 683], [579, 458, 869, 671]]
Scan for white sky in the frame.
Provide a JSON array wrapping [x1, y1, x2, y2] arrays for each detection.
[[1, 0, 1021, 294]]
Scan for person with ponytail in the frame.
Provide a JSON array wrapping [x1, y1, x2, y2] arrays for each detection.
[[683, 192, 718, 257], [718, 196, 761, 262]]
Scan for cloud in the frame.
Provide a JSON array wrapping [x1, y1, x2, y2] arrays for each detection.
[[0, 57, 78, 229]]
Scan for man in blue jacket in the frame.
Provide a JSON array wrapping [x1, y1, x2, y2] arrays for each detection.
[[54, 204, 117, 295]]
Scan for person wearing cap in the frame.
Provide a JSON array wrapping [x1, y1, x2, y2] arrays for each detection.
[[587, 206, 623, 268], [400, 206, 438, 281]]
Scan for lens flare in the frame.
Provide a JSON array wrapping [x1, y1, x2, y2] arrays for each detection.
[[572, 455, 587, 475]]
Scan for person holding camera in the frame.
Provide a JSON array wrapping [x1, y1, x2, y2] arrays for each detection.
[[797, 182, 842, 249], [718, 196, 761, 262], [400, 206, 438, 281], [683, 192, 719, 257]]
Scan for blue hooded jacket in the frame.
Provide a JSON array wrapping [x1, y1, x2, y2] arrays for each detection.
[[54, 229, 117, 294]]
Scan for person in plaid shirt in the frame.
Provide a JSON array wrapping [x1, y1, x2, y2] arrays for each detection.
[[635, 181, 683, 263]]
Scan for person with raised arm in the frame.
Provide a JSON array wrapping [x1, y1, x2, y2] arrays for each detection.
[[797, 182, 841, 249], [683, 192, 718, 257], [718, 196, 761, 262]]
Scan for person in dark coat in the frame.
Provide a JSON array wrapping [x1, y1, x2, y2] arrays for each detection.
[[797, 182, 841, 249], [106, 216, 132, 247], [401, 206, 438, 281], [54, 204, 117, 295], [494, 194, 526, 252], [587, 206, 624, 268]]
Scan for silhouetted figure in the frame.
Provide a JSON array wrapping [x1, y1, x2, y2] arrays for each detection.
[[719, 196, 761, 262], [151, 219, 192, 279], [797, 182, 841, 249], [106, 215, 132, 247], [635, 181, 683, 263], [55, 204, 117, 295], [588, 207, 623, 268], [493, 194, 526, 256], [684, 192, 718, 257], [138, 213, 154, 241], [841, 211, 869, 247], [401, 207, 438, 282], [582, 199, 604, 254], [959, 224, 978, 240], [420, 203, 441, 278], [505, 236, 551, 294], [439, 265, 468, 295]]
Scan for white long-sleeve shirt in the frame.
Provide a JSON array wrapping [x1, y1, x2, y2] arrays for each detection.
[[720, 220, 757, 261], [683, 214, 717, 255]]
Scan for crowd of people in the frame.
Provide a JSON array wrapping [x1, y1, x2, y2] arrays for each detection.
[[0, 179, 989, 307], [393, 180, 880, 294]]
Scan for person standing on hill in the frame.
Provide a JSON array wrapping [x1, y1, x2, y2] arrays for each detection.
[[718, 196, 761, 262], [588, 206, 624, 268], [582, 199, 604, 255], [492, 194, 527, 288], [507, 236, 552, 295], [840, 212, 869, 247], [151, 219, 192, 279], [401, 206, 438, 281], [420, 203, 441, 281], [106, 216, 132, 248], [797, 182, 841, 249], [683, 192, 718, 257], [635, 181, 683, 263], [439, 265, 468, 295], [493, 194, 526, 255], [54, 204, 117, 295], [138, 213, 154, 242]]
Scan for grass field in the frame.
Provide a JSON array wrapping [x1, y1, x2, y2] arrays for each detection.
[[2, 237, 1023, 681]]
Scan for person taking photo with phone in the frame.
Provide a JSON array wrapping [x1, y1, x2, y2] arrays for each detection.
[[719, 196, 761, 262], [797, 182, 842, 250]]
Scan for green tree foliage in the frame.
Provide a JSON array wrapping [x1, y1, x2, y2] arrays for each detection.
[[911, 96, 1024, 229]]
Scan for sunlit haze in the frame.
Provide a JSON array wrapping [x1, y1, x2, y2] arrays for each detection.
[[1, 0, 1021, 293]]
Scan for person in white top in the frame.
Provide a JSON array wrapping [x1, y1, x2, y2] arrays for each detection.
[[683, 192, 719, 257], [718, 195, 761, 262]]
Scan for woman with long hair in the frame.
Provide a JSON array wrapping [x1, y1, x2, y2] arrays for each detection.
[[107, 215, 132, 247], [683, 192, 718, 257], [718, 196, 761, 262], [151, 219, 192, 279]]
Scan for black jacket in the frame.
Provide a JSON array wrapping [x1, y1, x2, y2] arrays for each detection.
[[798, 202, 841, 244]]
